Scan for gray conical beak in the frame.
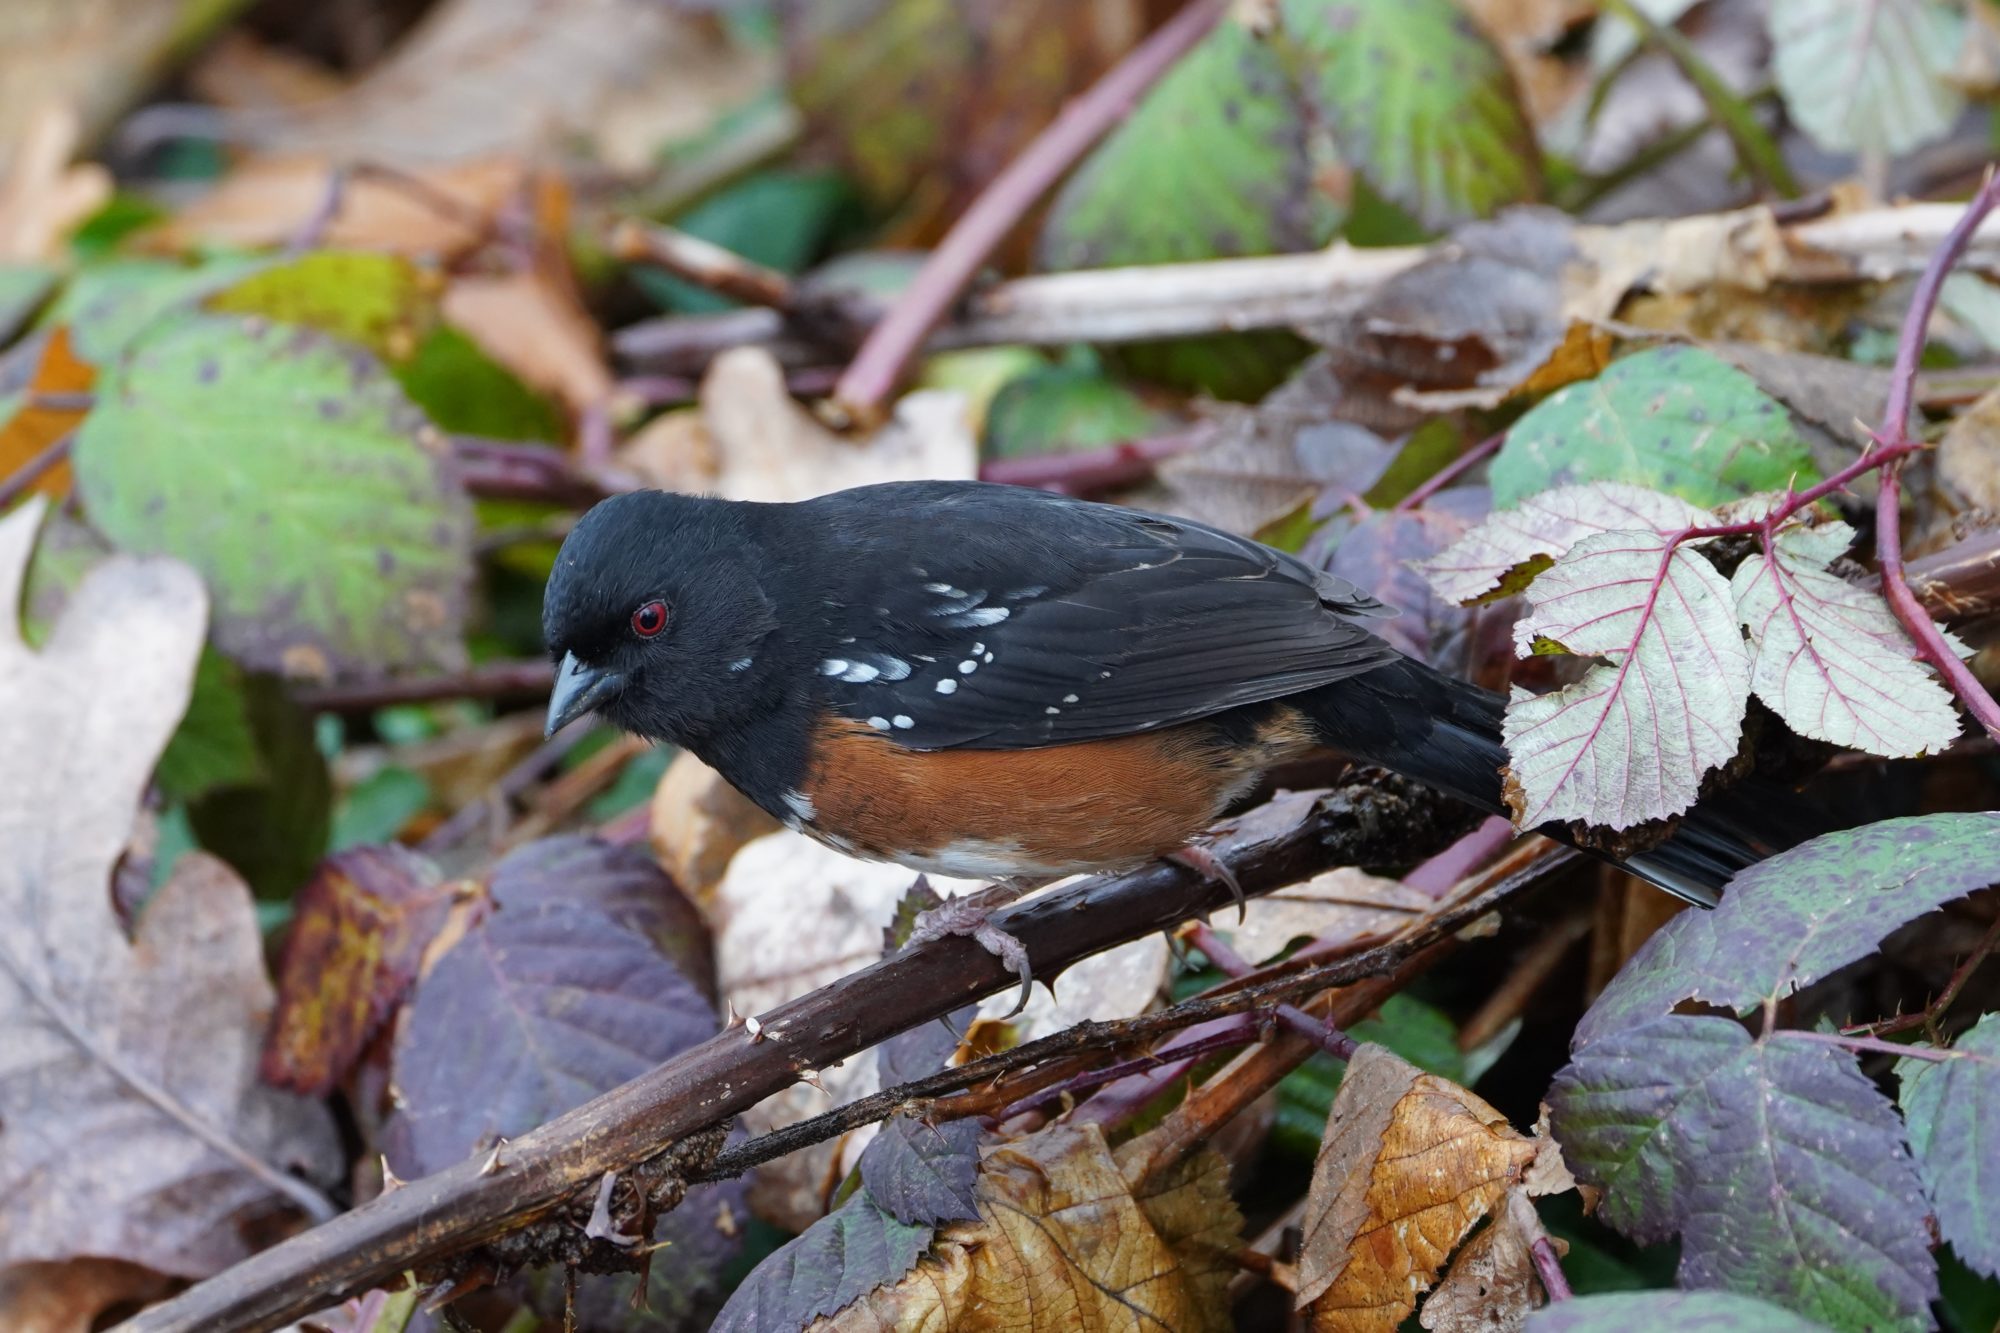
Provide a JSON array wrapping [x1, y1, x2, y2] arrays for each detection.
[[545, 652, 626, 737]]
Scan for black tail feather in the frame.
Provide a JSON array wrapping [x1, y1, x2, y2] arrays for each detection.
[[1297, 658, 1802, 908]]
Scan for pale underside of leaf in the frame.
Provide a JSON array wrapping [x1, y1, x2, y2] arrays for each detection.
[[1769, 0, 1967, 157], [1503, 529, 1750, 830], [1732, 525, 1963, 758], [1415, 481, 1713, 606]]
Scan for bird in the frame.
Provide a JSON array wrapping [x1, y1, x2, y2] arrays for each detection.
[[542, 479, 1781, 1004]]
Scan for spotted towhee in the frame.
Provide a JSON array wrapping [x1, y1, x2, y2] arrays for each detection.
[[543, 480, 1780, 988]]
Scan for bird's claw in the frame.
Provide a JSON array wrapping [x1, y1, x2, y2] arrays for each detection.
[[1168, 843, 1246, 922], [907, 880, 1036, 1017]]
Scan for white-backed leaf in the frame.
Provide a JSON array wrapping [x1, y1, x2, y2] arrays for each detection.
[[1769, 0, 1966, 157], [1504, 530, 1750, 829], [1732, 522, 1963, 758], [1414, 482, 1714, 606]]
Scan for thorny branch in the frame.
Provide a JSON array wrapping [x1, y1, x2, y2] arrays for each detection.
[[123, 778, 1484, 1333]]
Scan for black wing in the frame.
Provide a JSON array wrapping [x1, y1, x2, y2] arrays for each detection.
[[785, 482, 1402, 750]]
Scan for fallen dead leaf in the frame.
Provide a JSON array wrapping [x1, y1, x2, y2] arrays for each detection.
[[1296, 1044, 1538, 1332], [648, 750, 783, 905], [1228, 865, 1433, 966], [701, 347, 977, 503], [1417, 1195, 1557, 1333], [443, 260, 610, 417], [618, 406, 721, 494], [0, 104, 109, 262], [1938, 383, 2000, 516], [0, 326, 93, 499], [970, 931, 1172, 1044], [825, 1123, 1239, 1331], [0, 1258, 172, 1333]]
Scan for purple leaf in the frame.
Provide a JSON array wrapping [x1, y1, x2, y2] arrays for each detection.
[[858, 1114, 983, 1226], [709, 1193, 933, 1333], [488, 834, 714, 1001], [878, 1012, 976, 1088], [1549, 1015, 1935, 1329], [384, 900, 716, 1177], [1325, 501, 1486, 669], [1899, 1013, 2000, 1279], [1578, 813, 2000, 1046], [1526, 1289, 1835, 1332]]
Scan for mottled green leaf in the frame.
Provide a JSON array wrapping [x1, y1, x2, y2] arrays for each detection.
[[983, 363, 1161, 460], [1527, 1289, 1840, 1332], [1550, 1016, 1934, 1331], [1900, 1013, 2000, 1279], [1039, 18, 1339, 270], [1769, 0, 1966, 157], [1282, 0, 1539, 228], [1577, 814, 2000, 1043], [74, 315, 472, 676], [1491, 346, 1821, 508], [41, 257, 264, 365], [204, 251, 439, 363]]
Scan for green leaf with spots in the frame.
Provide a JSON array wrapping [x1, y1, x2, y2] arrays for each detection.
[[1490, 345, 1821, 508], [1528, 1290, 1850, 1332], [1900, 1013, 2000, 1280], [74, 315, 471, 677], [204, 251, 440, 363], [1769, 0, 1966, 157], [41, 257, 266, 365], [983, 363, 1161, 460], [1039, 18, 1340, 270], [1282, 0, 1539, 229]]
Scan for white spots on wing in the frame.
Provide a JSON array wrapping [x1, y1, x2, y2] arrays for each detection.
[[782, 789, 816, 828], [936, 678, 958, 694], [949, 606, 1010, 628], [868, 716, 891, 731], [1008, 586, 1047, 599], [821, 655, 910, 684], [958, 659, 978, 673], [1100, 670, 1113, 679], [1045, 706, 1061, 715], [893, 714, 914, 729], [839, 636, 857, 645], [971, 643, 985, 655], [728, 657, 754, 672], [984, 651, 996, 663], [1063, 693, 1079, 703], [923, 581, 965, 597]]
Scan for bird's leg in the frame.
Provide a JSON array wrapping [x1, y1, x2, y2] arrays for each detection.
[[1167, 842, 1246, 921], [906, 876, 1043, 1017]]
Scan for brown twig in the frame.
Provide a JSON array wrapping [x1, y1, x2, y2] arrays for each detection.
[[293, 659, 558, 712], [451, 437, 624, 506], [417, 721, 597, 855], [123, 780, 1468, 1333], [1872, 170, 2000, 742], [828, 0, 1231, 425], [1846, 908, 2000, 1041], [611, 220, 796, 310]]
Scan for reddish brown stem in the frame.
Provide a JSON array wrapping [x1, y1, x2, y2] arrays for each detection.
[[1872, 171, 2000, 741], [611, 219, 796, 310], [829, 0, 1231, 424], [0, 431, 73, 511], [979, 431, 1205, 496], [1394, 431, 1506, 513], [293, 659, 557, 712]]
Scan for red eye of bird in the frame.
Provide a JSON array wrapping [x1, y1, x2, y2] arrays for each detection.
[[631, 600, 668, 638]]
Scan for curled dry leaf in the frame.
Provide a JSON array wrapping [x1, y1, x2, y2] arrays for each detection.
[[700, 346, 977, 504], [1297, 1044, 1537, 1332], [0, 499, 339, 1277], [442, 262, 611, 418], [1503, 529, 1750, 830], [819, 1125, 1240, 1332], [0, 1258, 171, 1333], [1228, 865, 1433, 965], [1418, 1198, 1546, 1333]]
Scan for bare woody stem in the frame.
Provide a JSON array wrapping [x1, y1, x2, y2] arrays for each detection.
[[829, 0, 1230, 424]]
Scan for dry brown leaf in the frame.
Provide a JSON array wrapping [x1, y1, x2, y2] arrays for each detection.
[[700, 347, 976, 504], [1417, 1198, 1553, 1333], [648, 750, 783, 905], [199, 0, 771, 173], [0, 1258, 172, 1333], [618, 406, 721, 494], [1228, 865, 1432, 966], [185, 31, 348, 112], [144, 154, 536, 259], [1938, 384, 2000, 516], [0, 327, 93, 499], [823, 1124, 1239, 1332], [0, 499, 340, 1276], [1296, 1044, 1537, 1332], [971, 932, 1172, 1042], [443, 262, 610, 417], [1521, 1106, 1580, 1200], [0, 104, 109, 262], [0, 3, 241, 178]]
